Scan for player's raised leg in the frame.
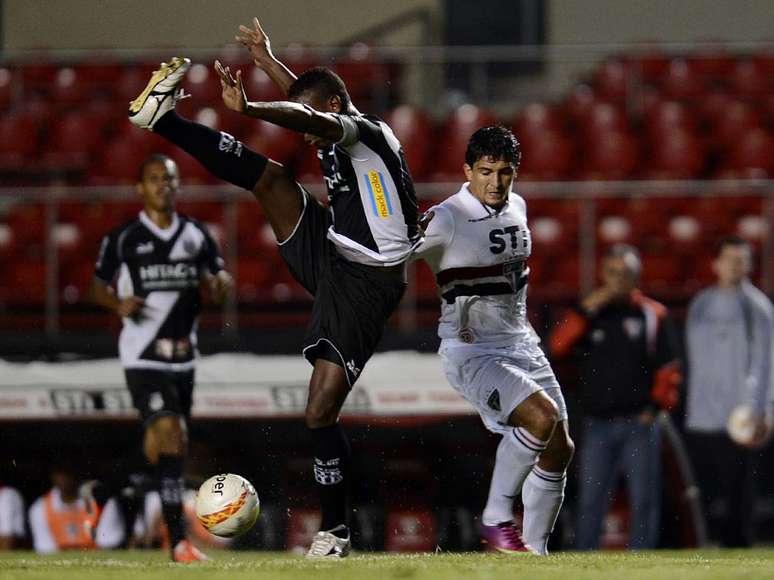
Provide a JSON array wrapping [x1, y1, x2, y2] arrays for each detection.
[[128, 57, 304, 242]]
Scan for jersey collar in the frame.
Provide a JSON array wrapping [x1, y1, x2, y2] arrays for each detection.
[[139, 211, 180, 241]]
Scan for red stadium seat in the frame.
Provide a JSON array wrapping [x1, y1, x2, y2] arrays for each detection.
[[643, 100, 699, 141], [729, 58, 771, 100], [182, 63, 223, 106], [513, 103, 566, 141], [432, 105, 497, 180], [697, 87, 734, 126], [709, 100, 762, 149], [89, 134, 156, 184], [243, 67, 285, 103], [41, 110, 106, 172], [0, 67, 13, 110], [0, 113, 41, 168], [334, 43, 395, 103], [724, 128, 774, 176], [1, 258, 46, 305], [113, 63, 158, 105], [50, 67, 94, 103], [625, 48, 669, 84], [564, 83, 596, 125], [660, 58, 704, 99], [581, 131, 639, 179], [597, 215, 633, 244], [687, 46, 733, 82], [643, 129, 705, 179], [579, 102, 630, 142], [519, 131, 575, 180], [386, 105, 433, 181], [593, 59, 633, 102], [641, 254, 682, 294], [242, 121, 303, 167]]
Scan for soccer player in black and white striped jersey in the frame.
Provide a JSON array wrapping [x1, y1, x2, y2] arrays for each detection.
[[87, 154, 233, 562], [126, 18, 421, 558]]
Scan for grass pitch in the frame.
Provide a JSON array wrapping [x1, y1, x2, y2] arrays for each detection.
[[1, 549, 773, 580]]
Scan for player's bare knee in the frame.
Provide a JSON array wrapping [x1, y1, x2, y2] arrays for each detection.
[[305, 401, 338, 428], [147, 414, 186, 448], [514, 396, 559, 441]]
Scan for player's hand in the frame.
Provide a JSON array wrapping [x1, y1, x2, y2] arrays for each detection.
[[236, 17, 275, 68], [215, 60, 247, 114], [208, 271, 234, 305], [581, 287, 614, 316], [116, 296, 144, 318]]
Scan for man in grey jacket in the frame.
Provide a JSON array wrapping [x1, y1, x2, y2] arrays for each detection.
[[685, 235, 773, 547]]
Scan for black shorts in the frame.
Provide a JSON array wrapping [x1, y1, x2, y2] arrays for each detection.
[[125, 368, 195, 425], [278, 190, 407, 387]]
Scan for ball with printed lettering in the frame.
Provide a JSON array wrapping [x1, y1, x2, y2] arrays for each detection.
[[195, 473, 260, 537]]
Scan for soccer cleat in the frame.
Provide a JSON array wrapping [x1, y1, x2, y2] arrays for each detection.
[[306, 524, 352, 559], [78, 480, 104, 540], [172, 539, 209, 563], [479, 521, 537, 555], [128, 57, 191, 130]]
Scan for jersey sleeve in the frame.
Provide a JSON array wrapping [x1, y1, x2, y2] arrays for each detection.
[[411, 205, 455, 260], [335, 114, 387, 147], [197, 223, 225, 276], [94, 230, 121, 284], [28, 497, 56, 554]]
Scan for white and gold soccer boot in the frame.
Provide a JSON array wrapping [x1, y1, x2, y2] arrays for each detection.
[[306, 524, 352, 559], [128, 57, 191, 130]]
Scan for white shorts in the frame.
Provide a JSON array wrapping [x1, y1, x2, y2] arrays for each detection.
[[439, 341, 568, 436]]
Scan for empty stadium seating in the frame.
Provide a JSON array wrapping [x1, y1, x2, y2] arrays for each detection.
[[0, 48, 770, 313]]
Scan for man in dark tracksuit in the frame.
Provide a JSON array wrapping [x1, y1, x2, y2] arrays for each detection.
[[550, 244, 680, 550]]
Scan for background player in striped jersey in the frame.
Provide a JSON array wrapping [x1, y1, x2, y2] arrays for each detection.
[[413, 126, 574, 555], [127, 17, 420, 558], [86, 154, 233, 563]]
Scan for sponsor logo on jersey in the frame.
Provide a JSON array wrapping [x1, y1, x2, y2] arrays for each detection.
[[136, 241, 154, 255], [139, 263, 199, 290], [364, 170, 393, 219]]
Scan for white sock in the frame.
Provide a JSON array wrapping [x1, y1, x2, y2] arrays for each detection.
[[522, 465, 566, 555], [482, 428, 547, 526]]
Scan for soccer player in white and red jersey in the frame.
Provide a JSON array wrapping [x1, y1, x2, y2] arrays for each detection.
[[413, 126, 574, 555]]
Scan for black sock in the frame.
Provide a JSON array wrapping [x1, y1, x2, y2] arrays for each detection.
[[311, 423, 351, 533], [157, 453, 186, 548], [153, 111, 268, 190]]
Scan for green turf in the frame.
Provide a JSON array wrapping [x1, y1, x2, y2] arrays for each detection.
[[1, 549, 773, 580]]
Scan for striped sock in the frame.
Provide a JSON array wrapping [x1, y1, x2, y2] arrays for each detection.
[[482, 428, 547, 526], [522, 465, 566, 555]]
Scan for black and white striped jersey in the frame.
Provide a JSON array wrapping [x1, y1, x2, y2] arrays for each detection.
[[413, 183, 539, 346], [94, 212, 224, 370], [316, 113, 421, 266]]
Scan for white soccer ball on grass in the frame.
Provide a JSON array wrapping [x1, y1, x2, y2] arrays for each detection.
[[195, 473, 260, 538]]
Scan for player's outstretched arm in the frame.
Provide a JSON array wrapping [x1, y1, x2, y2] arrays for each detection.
[[236, 17, 297, 96], [215, 61, 343, 142], [87, 278, 144, 318]]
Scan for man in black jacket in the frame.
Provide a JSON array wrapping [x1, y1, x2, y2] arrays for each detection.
[[550, 244, 680, 550]]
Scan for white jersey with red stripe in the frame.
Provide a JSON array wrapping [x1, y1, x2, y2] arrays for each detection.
[[414, 183, 540, 346]]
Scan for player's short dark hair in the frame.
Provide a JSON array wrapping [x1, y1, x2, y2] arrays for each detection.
[[716, 234, 751, 255], [465, 125, 522, 168], [138, 153, 176, 182], [288, 67, 352, 111]]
